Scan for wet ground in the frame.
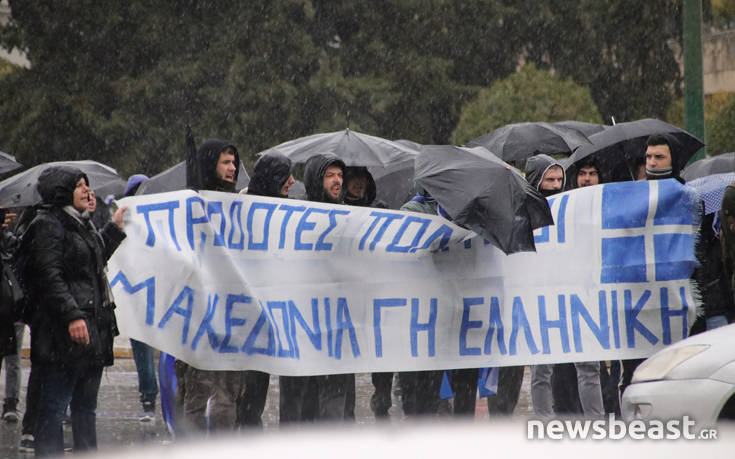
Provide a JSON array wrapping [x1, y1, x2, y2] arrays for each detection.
[[0, 356, 534, 458]]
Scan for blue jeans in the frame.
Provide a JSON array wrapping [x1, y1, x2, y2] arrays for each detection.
[[35, 363, 103, 456], [130, 339, 158, 405]]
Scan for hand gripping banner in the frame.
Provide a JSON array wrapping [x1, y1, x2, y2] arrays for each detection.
[[108, 179, 701, 375]]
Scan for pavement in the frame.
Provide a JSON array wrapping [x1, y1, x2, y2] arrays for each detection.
[[0, 349, 535, 458]]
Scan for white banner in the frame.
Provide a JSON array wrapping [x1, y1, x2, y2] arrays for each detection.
[[108, 179, 701, 375]]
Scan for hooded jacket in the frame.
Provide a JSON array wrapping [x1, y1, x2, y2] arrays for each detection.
[[24, 166, 126, 366], [569, 156, 604, 189], [525, 154, 566, 194], [248, 152, 292, 198], [343, 166, 376, 207], [303, 153, 346, 203], [187, 139, 241, 192], [644, 133, 685, 182]]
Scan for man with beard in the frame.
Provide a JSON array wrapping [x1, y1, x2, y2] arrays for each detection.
[[526, 154, 565, 196], [178, 139, 252, 434], [484, 155, 567, 418], [554, 156, 611, 417], [572, 157, 602, 188], [342, 167, 376, 207], [526, 155, 605, 419], [279, 153, 355, 423]]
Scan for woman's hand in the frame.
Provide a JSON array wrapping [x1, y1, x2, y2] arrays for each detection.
[[68, 318, 90, 345], [113, 205, 129, 230]]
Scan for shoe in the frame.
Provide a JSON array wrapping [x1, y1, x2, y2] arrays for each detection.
[[18, 434, 34, 453], [2, 398, 20, 423], [139, 401, 155, 423]]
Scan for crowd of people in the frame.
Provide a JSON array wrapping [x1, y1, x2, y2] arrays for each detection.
[[0, 131, 732, 456]]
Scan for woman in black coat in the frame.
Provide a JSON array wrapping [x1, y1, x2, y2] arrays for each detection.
[[22, 166, 127, 456]]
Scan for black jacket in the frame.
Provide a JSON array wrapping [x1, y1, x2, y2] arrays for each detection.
[[303, 153, 346, 204], [24, 166, 126, 367], [248, 152, 292, 198], [0, 228, 18, 358], [187, 138, 241, 192], [694, 212, 735, 320], [525, 154, 566, 191]]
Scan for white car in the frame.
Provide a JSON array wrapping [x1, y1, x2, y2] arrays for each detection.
[[622, 322, 735, 428]]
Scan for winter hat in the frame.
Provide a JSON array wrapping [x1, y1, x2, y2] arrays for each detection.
[[124, 174, 149, 197]]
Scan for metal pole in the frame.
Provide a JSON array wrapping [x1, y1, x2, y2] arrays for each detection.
[[683, 0, 706, 162]]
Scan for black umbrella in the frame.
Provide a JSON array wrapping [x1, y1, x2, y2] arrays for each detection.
[[553, 120, 607, 137], [414, 145, 553, 254], [371, 140, 421, 209], [261, 129, 418, 167], [0, 151, 23, 175], [566, 118, 705, 180], [681, 153, 735, 181], [94, 178, 127, 200], [370, 159, 415, 209], [0, 160, 123, 208], [136, 161, 250, 195], [466, 122, 592, 164]]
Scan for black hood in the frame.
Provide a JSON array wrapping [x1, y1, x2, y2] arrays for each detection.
[[569, 156, 604, 189], [186, 138, 240, 192], [303, 153, 345, 203], [525, 154, 566, 192], [343, 166, 376, 207], [644, 133, 684, 182], [37, 166, 89, 207], [248, 152, 292, 198]]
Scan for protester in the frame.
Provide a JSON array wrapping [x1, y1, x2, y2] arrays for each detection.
[[24, 166, 127, 456], [120, 174, 161, 423], [644, 134, 684, 182], [401, 186, 483, 416], [178, 139, 251, 433], [572, 156, 602, 188], [279, 153, 355, 423], [247, 151, 295, 198], [240, 151, 297, 428], [340, 166, 388, 418], [692, 212, 734, 332], [555, 157, 614, 416], [333, 166, 391, 418], [392, 189, 446, 416], [526, 157, 605, 419], [620, 134, 686, 398], [343, 167, 376, 207], [486, 155, 568, 419], [525, 154, 566, 196]]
